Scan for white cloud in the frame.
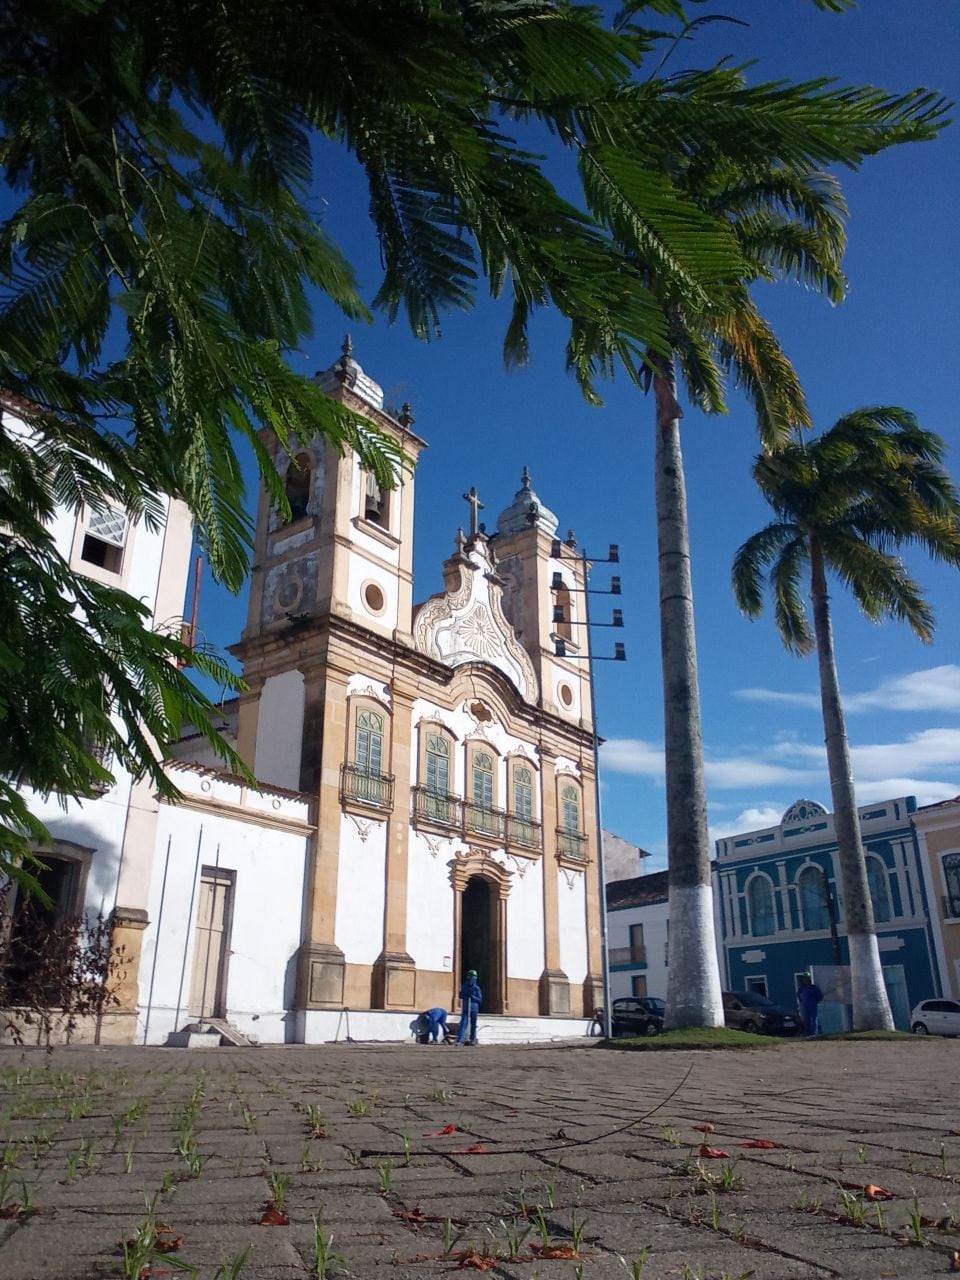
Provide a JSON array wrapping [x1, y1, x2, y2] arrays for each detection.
[[773, 728, 960, 780], [735, 665, 960, 716], [735, 687, 821, 710], [708, 805, 785, 845], [851, 778, 960, 807], [599, 739, 664, 778]]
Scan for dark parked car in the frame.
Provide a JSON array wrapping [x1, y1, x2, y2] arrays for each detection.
[[722, 990, 799, 1036], [600, 996, 665, 1037]]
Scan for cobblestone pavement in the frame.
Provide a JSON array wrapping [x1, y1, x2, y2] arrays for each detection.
[[0, 1038, 958, 1279]]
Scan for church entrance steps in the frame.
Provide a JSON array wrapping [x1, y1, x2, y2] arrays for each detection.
[[294, 1008, 593, 1046], [164, 1019, 259, 1048]]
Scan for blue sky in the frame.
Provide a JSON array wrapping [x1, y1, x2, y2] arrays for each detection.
[[191, 0, 960, 868]]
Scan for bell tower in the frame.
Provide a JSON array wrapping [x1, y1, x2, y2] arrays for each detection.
[[492, 469, 593, 730], [233, 339, 426, 787]]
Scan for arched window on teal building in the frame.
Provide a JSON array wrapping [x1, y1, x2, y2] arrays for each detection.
[[866, 854, 892, 924], [747, 874, 776, 937], [798, 864, 830, 931]]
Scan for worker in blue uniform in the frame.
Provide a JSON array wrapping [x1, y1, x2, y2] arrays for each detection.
[[456, 969, 483, 1046]]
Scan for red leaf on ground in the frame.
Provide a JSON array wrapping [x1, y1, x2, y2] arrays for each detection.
[[737, 1140, 778, 1149], [693, 1123, 715, 1133], [394, 1207, 430, 1226], [259, 1207, 290, 1225], [453, 1143, 487, 1154], [153, 1232, 184, 1253], [531, 1244, 579, 1259], [699, 1144, 730, 1159], [423, 1124, 457, 1136], [458, 1251, 497, 1270], [864, 1185, 894, 1201]]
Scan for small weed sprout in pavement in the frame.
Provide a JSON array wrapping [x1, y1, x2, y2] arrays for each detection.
[[500, 1215, 532, 1259], [311, 1212, 348, 1279], [906, 1196, 927, 1246], [619, 1249, 651, 1279], [305, 1104, 326, 1137], [213, 1248, 251, 1280], [375, 1157, 392, 1194], [837, 1189, 866, 1227], [442, 1217, 464, 1256], [346, 1098, 370, 1117], [267, 1170, 290, 1211]]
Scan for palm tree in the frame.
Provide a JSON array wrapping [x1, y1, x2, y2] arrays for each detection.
[[733, 409, 960, 1029], [561, 45, 948, 1026]]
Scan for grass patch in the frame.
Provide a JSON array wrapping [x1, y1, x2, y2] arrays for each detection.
[[601, 1027, 783, 1052]]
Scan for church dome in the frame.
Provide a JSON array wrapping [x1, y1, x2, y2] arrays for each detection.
[[315, 335, 384, 411], [496, 467, 559, 537]]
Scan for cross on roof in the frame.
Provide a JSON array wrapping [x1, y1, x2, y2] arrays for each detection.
[[462, 486, 485, 538]]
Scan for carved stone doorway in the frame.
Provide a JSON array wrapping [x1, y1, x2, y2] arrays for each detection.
[[449, 851, 511, 1015]]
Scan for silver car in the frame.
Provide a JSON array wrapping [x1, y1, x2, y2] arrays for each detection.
[[910, 998, 960, 1036]]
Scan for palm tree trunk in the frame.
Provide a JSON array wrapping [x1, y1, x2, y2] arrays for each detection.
[[652, 353, 724, 1029], [809, 536, 894, 1031]]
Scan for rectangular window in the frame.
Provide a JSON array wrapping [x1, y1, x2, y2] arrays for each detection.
[[81, 507, 127, 574], [629, 923, 646, 964], [745, 975, 768, 998], [631, 974, 648, 998]]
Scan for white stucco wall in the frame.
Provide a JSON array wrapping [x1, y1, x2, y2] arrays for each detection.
[[608, 899, 670, 1001], [406, 832, 457, 971], [334, 814, 387, 964], [139, 778, 310, 1045], [558, 872, 588, 984], [505, 858, 545, 980], [254, 669, 305, 790]]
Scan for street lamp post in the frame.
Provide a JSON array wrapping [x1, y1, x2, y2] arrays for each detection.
[[551, 538, 625, 1040]]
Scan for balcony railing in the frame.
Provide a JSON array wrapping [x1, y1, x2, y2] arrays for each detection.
[[506, 814, 542, 851], [340, 763, 394, 812], [411, 787, 462, 829], [463, 801, 506, 842], [944, 895, 960, 921], [556, 828, 588, 862], [609, 945, 647, 967]]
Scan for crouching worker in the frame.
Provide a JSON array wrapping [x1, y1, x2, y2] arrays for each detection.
[[423, 1007, 449, 1043], [457, 970, 482, 1046]]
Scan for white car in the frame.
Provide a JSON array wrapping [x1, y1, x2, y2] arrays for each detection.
[[910, 999, 960, 1037]]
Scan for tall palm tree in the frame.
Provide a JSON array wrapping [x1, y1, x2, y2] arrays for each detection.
[[733, 409, 960, 1029], [559, 32, 948, 1025]]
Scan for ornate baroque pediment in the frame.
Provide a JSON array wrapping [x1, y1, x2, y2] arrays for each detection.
[[413, 538, 539, 702]]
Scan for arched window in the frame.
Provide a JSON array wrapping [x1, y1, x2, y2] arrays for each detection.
[[561, 784, 580, 834], [508, 762, 539, 850], [798, 865, 830, 931], [341, 703, 392, 809], [425, 732, 450, 796], [284, 452, 312, 521], [464, 745, 500, 838], [747, 874, 776, 937], [944, 853, 960, 918], [513, 765, 533, 821], [866, 855, 892, 924], [557, 782, 585, 859]]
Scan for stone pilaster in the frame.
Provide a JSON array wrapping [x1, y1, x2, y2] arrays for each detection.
[[372, 684, 417, 1009], [538, 752, 570, 1014]]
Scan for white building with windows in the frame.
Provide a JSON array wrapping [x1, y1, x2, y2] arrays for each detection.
[[2, 345, 604, 1044]]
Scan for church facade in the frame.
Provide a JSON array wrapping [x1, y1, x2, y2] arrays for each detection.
[[4, 347, 604, 1044]]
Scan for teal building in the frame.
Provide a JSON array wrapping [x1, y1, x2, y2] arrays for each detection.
[[713, 797, 942, 1030]]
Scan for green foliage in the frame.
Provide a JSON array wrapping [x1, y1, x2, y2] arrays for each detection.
[[733, 408, 960, 652]]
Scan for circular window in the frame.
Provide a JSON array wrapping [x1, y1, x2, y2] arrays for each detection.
[[363, 581, 386, 615], [558, 682, 574, 708]]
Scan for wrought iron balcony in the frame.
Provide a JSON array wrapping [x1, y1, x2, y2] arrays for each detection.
[[463, 801, 506, 842], [609, 945, 647, 967], [943, 894, 960, 921], [340, 763, 394, 812], [411, 786, 462, 829], [506, 814, 542, 851], [556, 828, 588, 862]]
